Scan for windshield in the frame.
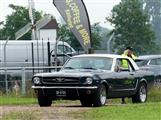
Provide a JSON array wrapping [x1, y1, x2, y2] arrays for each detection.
[[63, 57, 113, 70]]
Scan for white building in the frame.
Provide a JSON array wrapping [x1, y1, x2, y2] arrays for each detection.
[[38, 18, 58, 41]]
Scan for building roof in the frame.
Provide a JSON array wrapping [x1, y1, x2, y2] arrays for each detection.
[[40, 19, 58, 30]]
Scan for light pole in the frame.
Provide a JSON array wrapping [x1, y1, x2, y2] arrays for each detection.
[[107, 32, 114, 53]]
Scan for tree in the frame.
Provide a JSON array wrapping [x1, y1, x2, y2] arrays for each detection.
[[57, 23, 102, 51], [91, 23, 102, 49], [0, 4, 42, 40], [57, 24, 81, 51], [142, 0, 161, 45], [107, 0, 159, 55]]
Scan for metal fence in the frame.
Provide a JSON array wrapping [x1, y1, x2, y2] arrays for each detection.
[[0, 66, 62, 96]]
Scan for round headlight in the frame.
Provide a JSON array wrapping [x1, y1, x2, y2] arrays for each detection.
[[33, 77, 41, 84], [86, 77, 93, 84]]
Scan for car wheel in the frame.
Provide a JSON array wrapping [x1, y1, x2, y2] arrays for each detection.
[[93, 84, 107, 107], [80, 97, 92, 107], [36, 90, 52, 107], [38, 96, 52, 107], [132, 83, 147, 103]]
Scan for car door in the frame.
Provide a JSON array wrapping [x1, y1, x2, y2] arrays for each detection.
[[109, 58, 138, 97], [148, 58, 161, 84], [148, 58, 161, 76]]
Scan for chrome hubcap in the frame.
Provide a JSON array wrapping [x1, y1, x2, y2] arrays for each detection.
[[100, 86, 106, 105], [140, 86, 146, 102]]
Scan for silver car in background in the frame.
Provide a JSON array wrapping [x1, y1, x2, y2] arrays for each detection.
[[135, 55, 161, 86]]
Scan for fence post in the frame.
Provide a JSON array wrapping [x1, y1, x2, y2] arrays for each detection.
[[21, 67, 26, 95], [4, 38, 9, 95], [5, 68, 8, 96]]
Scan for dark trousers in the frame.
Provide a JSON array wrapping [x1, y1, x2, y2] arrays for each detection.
[[121, 97, 126, 104]]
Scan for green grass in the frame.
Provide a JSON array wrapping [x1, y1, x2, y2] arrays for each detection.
[[71, 103, 161, 120], [148, 87, 161, 102], [71, 87, 161, 120], [0, 96, 37, 105], [0, 86, 160, 120], [0, 87, 161, 120]]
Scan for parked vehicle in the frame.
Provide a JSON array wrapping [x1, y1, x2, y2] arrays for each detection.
[[0, 40, 76, 76], [135, 55, 161, 84], [32, 54, 154, 107]]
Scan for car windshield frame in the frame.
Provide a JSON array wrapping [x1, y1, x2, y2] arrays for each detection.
[[62, 57, 113, 71]]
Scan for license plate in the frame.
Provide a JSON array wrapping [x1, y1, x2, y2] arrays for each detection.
[[56, 90, 66, 97]]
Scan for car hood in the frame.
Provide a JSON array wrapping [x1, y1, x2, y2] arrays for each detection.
[[34, 69, 112, 78]]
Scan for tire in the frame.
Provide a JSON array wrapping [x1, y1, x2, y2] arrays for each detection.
[[38, 96, 52, 107], [132, 83, 147, 103], [80, 96, 92, 107], [36, 90, 52, 107], [93, 84, 107, 107]]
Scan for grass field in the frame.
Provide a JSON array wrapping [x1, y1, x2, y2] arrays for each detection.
[[71, 87, 161, 120], [72, 102, 161, 120], [0, 87, 161, 120], [1, 101, 161, 120], [0, 96, 37, 105]]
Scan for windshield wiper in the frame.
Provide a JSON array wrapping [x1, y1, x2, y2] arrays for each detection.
[[64, 67, 74, 69]]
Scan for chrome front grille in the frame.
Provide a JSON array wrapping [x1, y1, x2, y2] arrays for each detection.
[[42, 77, 80, 84]]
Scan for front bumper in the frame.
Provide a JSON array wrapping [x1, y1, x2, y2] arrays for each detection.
[[32, 86, 98, 89], [32, 86, 98, 100]]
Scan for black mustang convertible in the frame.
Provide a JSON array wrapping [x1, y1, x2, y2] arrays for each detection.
[[32, 54, 154, 107]]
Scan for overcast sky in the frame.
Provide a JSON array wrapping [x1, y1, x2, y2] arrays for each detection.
[[0, 0, 121, 29]]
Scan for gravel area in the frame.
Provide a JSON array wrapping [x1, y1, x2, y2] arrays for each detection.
[[0, 103, 91, 120]]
